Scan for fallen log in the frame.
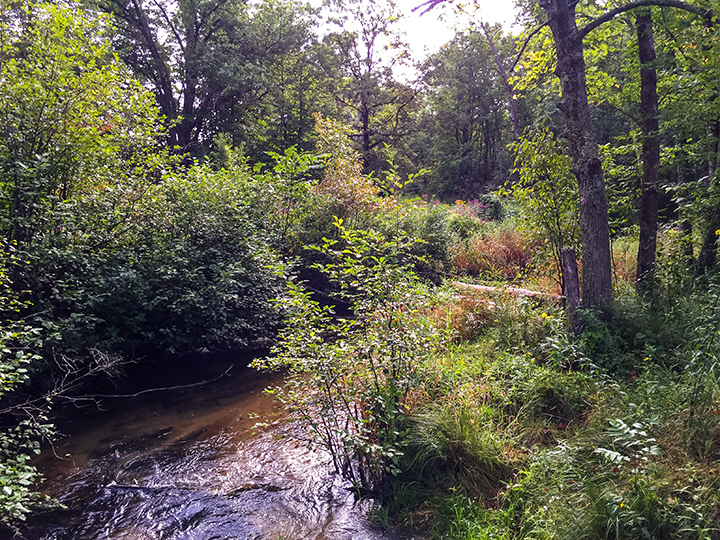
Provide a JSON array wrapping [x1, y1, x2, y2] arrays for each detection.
[[450, 281, 561, 301]]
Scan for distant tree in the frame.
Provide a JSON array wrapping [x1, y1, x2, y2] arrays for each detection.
[[418, 0, 713, 308], [244, 25, 339, 159], [321, 0, 419, 174], [416, 28, 515, 198], [96, 0, 316, 156]]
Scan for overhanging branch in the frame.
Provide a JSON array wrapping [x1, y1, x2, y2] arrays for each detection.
[[510, 19, 551, 74], [412, 0, 446, 16], [579, 0, 713, 39]]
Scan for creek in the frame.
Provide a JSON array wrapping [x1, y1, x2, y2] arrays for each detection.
[[17, 355, 415, 540]]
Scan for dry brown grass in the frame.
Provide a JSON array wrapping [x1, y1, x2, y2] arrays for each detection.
[[610, 237, 638, 285], [451, 228, 534, 281]]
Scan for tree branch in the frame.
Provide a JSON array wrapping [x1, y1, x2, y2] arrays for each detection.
[[509, 19, 552, 74], [412, 0, 445, 16], [83, 365, 234, 399], [579, 0, 713, 40], [150, 0, 185, 55]]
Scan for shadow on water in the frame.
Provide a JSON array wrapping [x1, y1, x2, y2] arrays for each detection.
[[16, 354, 416, 540]]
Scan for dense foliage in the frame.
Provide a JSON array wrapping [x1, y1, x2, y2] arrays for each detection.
[[2, 0, 720, 537]]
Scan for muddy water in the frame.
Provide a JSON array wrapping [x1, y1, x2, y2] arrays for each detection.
[[18, 356, 414, 540]]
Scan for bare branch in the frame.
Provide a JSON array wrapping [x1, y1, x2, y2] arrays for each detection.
[[510, 19, 552, 74], [482, 22, 519, 138], [412, 0, 446, 16], [150, 0, 185, 55], [83, 365, 234, 399], [579, 0, 713, 40]]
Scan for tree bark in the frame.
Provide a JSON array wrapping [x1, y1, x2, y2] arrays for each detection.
[[708, 121, 719, 182], [538, 0, 613, 309], [635, 9, 661, 296], [679, 213, 694, 269], [694, 209, 720, 278], [561, 247, 582, 333]]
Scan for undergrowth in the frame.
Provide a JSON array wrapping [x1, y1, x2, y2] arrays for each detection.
[[373, 283, 720, 540]]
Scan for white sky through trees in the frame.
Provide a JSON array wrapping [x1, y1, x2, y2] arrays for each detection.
[[396, 0, 518, 57], [313, 0, 519, 81]]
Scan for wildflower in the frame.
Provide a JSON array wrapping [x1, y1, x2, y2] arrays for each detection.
[[643, 357, 649, 362], [541, 313, 548, 319], [612, 467, 620, 474]]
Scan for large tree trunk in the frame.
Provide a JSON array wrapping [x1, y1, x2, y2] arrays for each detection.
[[124, 0, 179, 146], [695, 202, 720, 278], [538, 0, 613, 309], [695, 123, 720, 276], [635, 9, 661, 296]]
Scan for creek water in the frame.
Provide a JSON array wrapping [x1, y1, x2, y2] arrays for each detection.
[[16, 355, 415, 540]]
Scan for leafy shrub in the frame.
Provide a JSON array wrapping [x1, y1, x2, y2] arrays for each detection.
[[448, 212, 488, 241], [376, 200, 454, 266], [25, 163, 286, 358], [507, 125, 581, 290], [314, 114, 379, 215], [0, 254, 51, 527], [254, 219, 443, 491]]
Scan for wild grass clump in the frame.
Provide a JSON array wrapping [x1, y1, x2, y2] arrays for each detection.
[[408, 404, 513, 495]]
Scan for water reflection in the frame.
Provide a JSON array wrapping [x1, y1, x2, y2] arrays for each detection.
[[18, 358, 413, 540]]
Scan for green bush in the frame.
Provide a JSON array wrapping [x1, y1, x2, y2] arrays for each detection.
[[378, 200, 454, 266], [0, 254, 51, 527], [254, 218, 443, 491], [27, 164, 286, 357]]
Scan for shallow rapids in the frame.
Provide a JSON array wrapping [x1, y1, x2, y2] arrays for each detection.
[[17, 356, 414, 540]]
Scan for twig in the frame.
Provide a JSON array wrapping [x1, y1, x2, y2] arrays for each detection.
[[82, 365, 235, 399]]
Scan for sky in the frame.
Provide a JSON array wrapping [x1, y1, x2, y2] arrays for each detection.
[[310, 0, 520, 82], [394, 0, 519, 58]]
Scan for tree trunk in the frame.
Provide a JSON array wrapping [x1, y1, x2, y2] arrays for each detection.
[[679, 213, 694, 269], [709, 121, 719, 182], [125, 0, 179, 146], [562, 247, 582, 334], [538, 0, 613, 309], [635, 9, 661, 296], [695, 197, 720, 278]]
